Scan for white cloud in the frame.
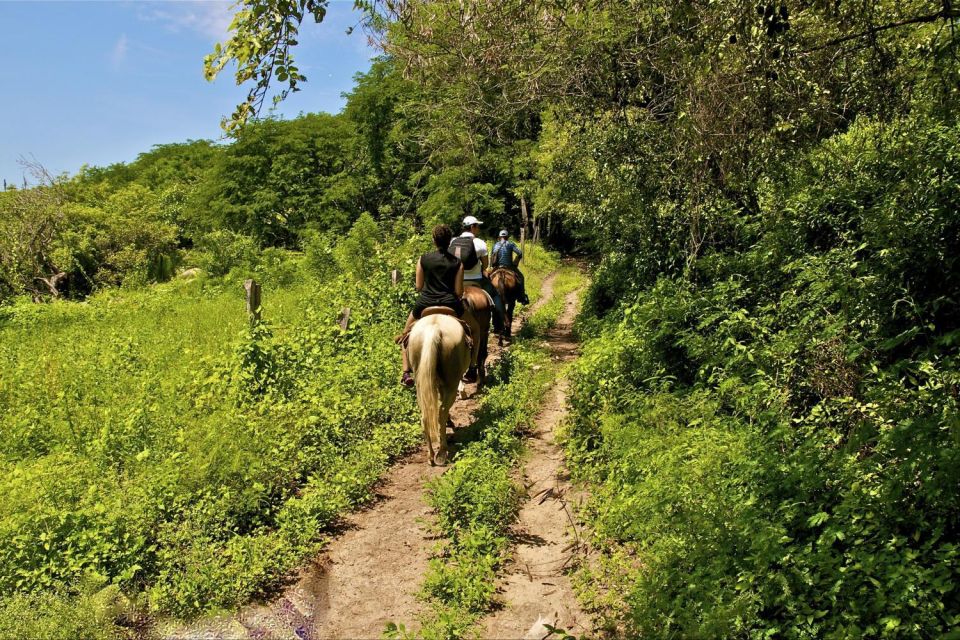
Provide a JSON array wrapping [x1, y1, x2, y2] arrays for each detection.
[[138, 1, 234, 42], [111, 33, 129, 68]]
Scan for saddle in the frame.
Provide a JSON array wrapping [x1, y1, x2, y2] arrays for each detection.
[[395, 306, 474, 350]]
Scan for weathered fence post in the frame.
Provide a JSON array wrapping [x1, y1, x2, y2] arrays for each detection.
[[337, 306, 351, 331], [391, 269, 400, 286], [244, 279, 262, 326]]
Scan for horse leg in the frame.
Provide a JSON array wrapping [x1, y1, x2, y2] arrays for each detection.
[[472, 333, 481, 369], [438, 367, 463, 464], [478, 332, 489, 388], [464, 312, 480, 369], [423, 416, 436, 466], [435, 403, 450, 466]]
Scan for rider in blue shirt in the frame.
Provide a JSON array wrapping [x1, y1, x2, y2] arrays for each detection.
[[490, 230, 530, 305]]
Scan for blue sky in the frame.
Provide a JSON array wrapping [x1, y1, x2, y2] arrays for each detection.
[[0, 0, 377, 185]]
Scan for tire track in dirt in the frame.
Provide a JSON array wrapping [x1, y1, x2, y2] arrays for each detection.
[[481, 285, 590, 640], [166, 272, 560, 640]]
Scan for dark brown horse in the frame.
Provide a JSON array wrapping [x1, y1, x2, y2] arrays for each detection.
[[490, 268, 521, 345], [461, 284, 492, 387]]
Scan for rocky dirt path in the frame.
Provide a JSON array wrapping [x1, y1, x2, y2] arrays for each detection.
[[167, 272, 560, 640], [481, 286, 589, 640]]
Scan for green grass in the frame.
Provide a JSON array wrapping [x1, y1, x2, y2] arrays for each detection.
[[518, 263, 586, 338], [515, 243, 560, 309], [0, 260, 422, 630]]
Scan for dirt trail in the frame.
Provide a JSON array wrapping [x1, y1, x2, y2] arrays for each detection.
[[167, 272, 560, 640], [482, 286, 589, 640]]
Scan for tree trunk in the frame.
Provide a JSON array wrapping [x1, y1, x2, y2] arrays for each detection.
[[520, 193, 530, 236]]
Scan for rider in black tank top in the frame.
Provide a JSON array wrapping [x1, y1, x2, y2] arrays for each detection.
[[399, 224, 466, 385], [415, 251, 464, 318]]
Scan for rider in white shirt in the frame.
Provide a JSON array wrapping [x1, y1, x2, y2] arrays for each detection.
[[455, 215, 504, 333], [458, 216, 488, 282]]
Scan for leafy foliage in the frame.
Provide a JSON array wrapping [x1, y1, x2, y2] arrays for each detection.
[[0, 218, 423, 629], [563, 117, 960, 637], [204, 0, 329, 133]]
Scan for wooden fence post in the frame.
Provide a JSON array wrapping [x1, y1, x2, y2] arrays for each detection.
[[244, 279, 262, 325], [337, 307, 351, 331], [391, 269, 400, 286]]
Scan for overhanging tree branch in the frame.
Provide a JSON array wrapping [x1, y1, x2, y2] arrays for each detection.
[[803, 7, 960, 53]]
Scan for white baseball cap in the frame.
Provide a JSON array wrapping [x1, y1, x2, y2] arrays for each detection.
[[462, 215, 483, 227]]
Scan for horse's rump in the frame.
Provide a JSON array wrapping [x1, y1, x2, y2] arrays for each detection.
[[490, 268, 518, 290], [408, 315, 471, 465], [462, 283, 493, 312]]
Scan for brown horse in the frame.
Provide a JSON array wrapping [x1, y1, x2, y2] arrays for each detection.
[[461, 284, 492, 387], [490, 268, 521, 345], [408, 314, 472, 465]]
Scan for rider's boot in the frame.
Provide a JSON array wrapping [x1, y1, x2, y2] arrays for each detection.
[[517, 272, 530, 305], [492, 292, 506, 334]]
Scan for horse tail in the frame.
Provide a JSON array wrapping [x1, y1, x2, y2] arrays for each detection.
[[415, 321, 444, 452]]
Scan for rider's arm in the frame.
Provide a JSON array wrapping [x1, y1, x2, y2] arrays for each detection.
[[512, 242, 523, 266], [455, 264, 464, 297], [480, 253, 490, 275], [415, 257, 424, 292]]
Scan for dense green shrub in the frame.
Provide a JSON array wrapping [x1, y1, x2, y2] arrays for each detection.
[[429, 452, 521, 545], [566, 115, 960, 637], [194, 229, 260, 277]]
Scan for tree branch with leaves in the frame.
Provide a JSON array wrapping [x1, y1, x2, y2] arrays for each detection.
[[204, 0, 330, 134]]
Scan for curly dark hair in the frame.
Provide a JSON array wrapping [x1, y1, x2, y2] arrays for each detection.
[[433, 224, 454, 251]]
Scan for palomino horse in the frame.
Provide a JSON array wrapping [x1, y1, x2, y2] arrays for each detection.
[[408, 313, 472, 465], [461, 284, 492, 387], [490, 268, 521, 345]]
